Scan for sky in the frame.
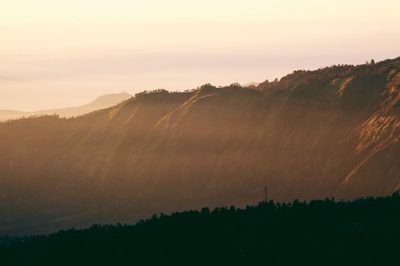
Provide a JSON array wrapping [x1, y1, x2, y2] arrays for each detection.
[[1, 0, 400, 111]]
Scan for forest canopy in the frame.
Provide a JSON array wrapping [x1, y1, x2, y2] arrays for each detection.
[[1, 193, 399, 266]]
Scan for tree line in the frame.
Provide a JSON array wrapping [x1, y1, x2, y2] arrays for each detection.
[[1, 193, 400, 265]]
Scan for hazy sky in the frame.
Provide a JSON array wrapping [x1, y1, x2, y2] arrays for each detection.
[[1, 0, 400, 110]]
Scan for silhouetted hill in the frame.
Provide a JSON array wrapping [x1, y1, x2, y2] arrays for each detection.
[[0, 92, 132, 121], [1, 194, 399, 266], [0, 58, 399, 235]]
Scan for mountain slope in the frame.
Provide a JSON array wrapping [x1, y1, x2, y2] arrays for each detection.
[[0, 58, 399, 235], [0, 92, 132, 121]]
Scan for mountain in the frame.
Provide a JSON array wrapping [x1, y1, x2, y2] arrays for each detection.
[[0, 58, 399, 235], [0, 92, 132, 121], [242, 81, 259, 87]]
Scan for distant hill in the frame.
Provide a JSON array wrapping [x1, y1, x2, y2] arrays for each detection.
[[1, 194, 399, 266], [242, 81, 260, 87], [0, 58, 399, 235], [0, 92, 132, 121], [0, 110, 28, 121]]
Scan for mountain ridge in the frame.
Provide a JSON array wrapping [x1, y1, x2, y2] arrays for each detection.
[[0, 57, 399, 235]]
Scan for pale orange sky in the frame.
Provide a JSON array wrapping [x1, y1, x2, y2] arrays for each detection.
[[1, 0, 400, 111]]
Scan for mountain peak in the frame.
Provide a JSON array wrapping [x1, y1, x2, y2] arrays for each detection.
[[92, 92, 132, 104]]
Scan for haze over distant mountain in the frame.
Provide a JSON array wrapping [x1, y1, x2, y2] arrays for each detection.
[[242, 82, 260, 87], [0, 58, 399, 235], [0, 110, 26, 120], [0, 92, 132, 121]]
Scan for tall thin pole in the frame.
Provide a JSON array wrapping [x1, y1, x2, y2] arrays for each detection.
[[264, 186, 268, 203]]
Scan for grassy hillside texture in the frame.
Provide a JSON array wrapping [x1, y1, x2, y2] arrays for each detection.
[[1, 194, 399, 266], [0, 58, 399, 234]]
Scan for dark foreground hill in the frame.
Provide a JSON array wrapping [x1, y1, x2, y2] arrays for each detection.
[[0, 58, 399, 235], [1, 194, 400, 266]]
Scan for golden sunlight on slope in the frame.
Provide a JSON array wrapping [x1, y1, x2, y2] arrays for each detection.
[[0, 58, 399, 234]]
